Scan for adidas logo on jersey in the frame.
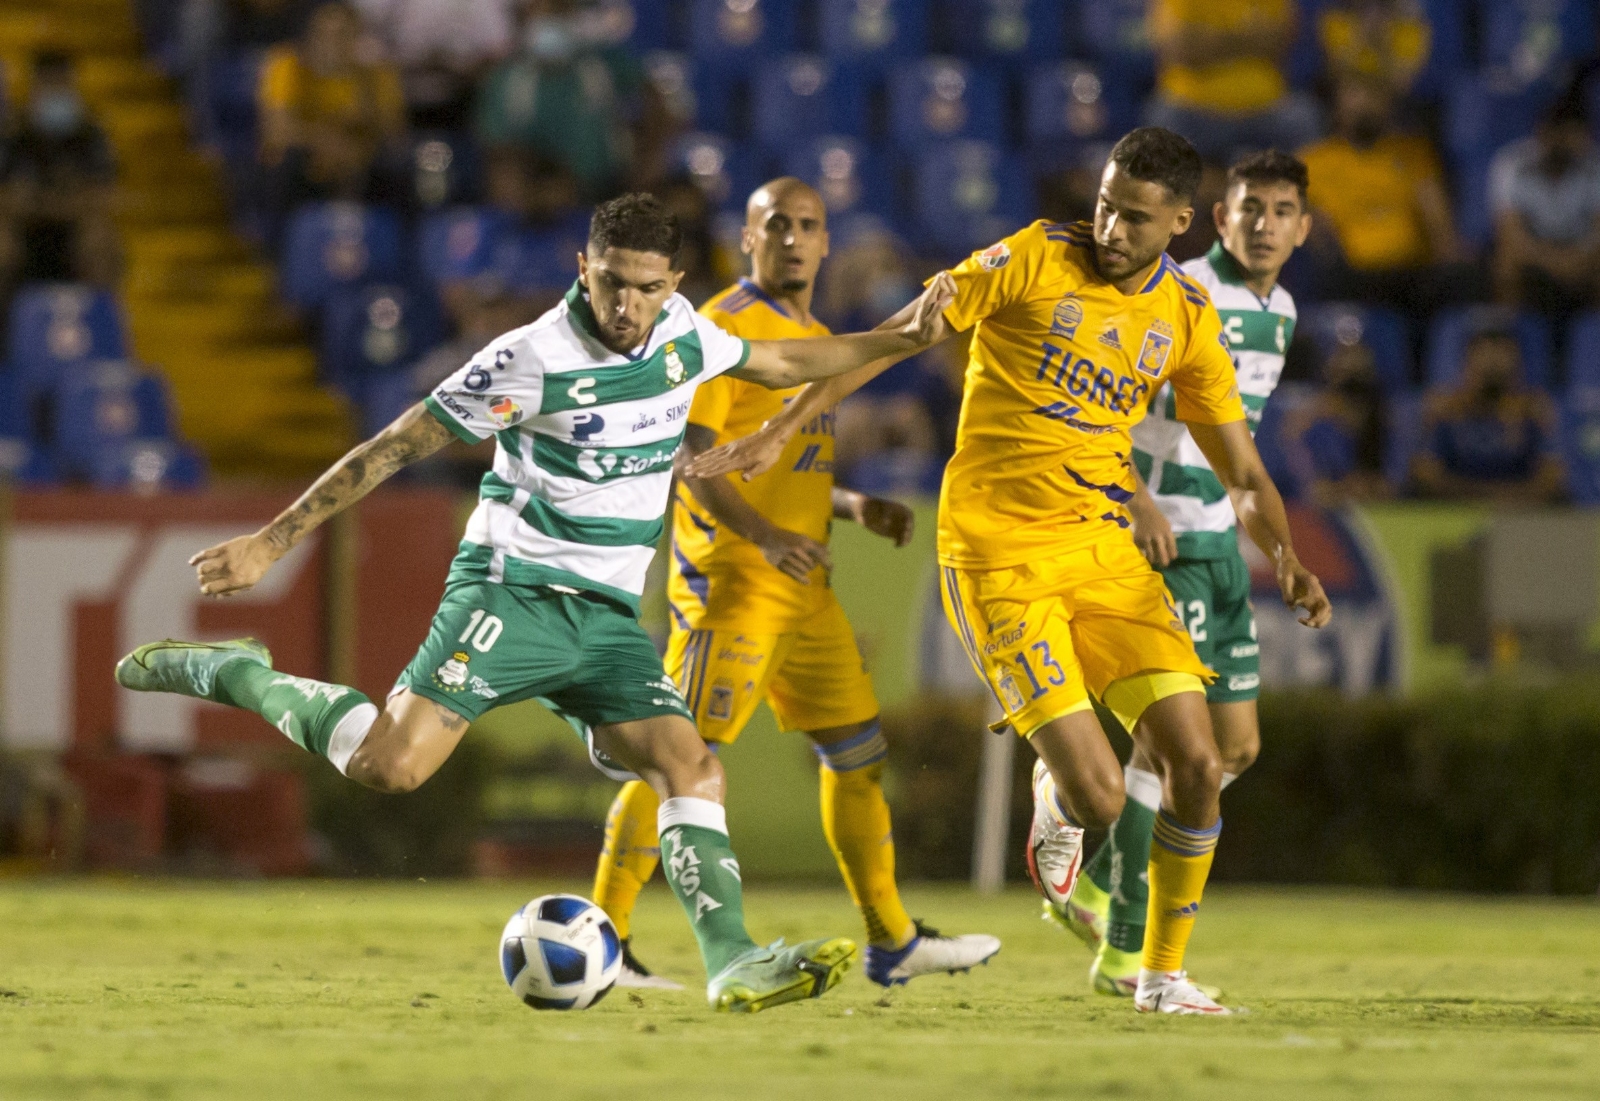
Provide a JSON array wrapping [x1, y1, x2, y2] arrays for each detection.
[[1098, 328, 1122, 349]]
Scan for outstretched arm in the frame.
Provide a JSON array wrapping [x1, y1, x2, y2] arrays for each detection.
[[687, 292, 949, 480], [191, 403, 456, 596], [1186, 419, 1332, 628], [728, 272, 955, 390]]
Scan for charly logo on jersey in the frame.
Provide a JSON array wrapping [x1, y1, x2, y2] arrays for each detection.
[[977, 241, 1011, 270], [571, 412, 605, 442], [488, 396, 522, 428], [664, 341, 686, 385], [1050, 296, 1083, 339]]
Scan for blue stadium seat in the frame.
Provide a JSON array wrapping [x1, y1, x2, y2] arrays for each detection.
[[191, 50, 262, 168], [669, 132, 761, 211], [417, 207, 514, 286], [641, 51, 704, 131], [50, 360, 174, 477], [783, 135, 894, 219], [1479, 0, 1597, 86], [912, 140, 1031, 255], [407, 131, 482, 211], [1424, 307, 1555, 391], [688, 0, 798, 70], [359, 371, 424, 439], [820, 0, 927, 66], [499, 213, 591, 294], [1384, 390, 1425, 489], [617, 0, 677, 50], [1298, 303, 1414, 394], [320, 285, 446, 396], [6, 283, 128, 396], [752, 56, 867, 148], [1414, 0, 1469, 100], [1566, 311, 1600, 391], [949, 0, 1069, 63], [1077, 0, 1155, 90], [1025, 61, 1135, 166], [280, 203, 405, 312], [888, 58, 1005, 150], [1444, 74, 1563, 246], [88, 439, 207, 491]]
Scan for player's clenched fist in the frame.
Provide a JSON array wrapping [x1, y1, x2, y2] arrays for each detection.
[[190, 534, 281, 597]]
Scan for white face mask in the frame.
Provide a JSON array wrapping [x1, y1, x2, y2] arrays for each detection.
[[31, 90, 84, 136], [524, 16, 579, 61]]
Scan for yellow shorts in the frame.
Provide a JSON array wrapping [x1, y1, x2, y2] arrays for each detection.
[[940, 538, 1215, 738], [666, 592, 881, 744]]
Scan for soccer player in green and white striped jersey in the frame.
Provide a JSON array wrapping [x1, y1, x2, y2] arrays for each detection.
[[1062, 151, 1313, 997], [115, 194, 955, 1014]]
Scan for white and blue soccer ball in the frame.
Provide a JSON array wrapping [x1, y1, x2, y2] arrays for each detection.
[[500, 894, 622, 1010]]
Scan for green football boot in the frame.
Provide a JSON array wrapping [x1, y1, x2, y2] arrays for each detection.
[[114, 638, 272, 701], [1090, 943, 1140, 997], [707, 937, 858, 1014]]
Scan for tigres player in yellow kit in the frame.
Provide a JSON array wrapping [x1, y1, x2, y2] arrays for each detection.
[[690, 130, 1332, 1014], [593, 178, 1002, 990]]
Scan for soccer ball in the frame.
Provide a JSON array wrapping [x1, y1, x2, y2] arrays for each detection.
[[500, 894, 622, 1010]]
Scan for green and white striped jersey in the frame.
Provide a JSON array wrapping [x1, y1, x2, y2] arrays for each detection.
[[423, 281, 751, 613], [1130, 242, 1296, 559]]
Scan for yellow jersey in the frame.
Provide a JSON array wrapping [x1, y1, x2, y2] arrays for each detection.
[[668, 278, 837, 632], [1151, 0, 1292, 114], [936, 220, 1245, 570]]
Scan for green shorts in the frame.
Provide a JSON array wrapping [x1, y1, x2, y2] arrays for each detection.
[[396, 580, 692, 774], [1159, 551, 1260, 704]]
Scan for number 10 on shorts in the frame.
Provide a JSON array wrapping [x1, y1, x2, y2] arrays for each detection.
[[458, 610, 503, 652]]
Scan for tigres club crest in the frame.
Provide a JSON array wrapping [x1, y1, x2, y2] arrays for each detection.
[[1136, 327, 1174, 378], [664, 341, 686, 385], [1050, 296, 1083, 339]]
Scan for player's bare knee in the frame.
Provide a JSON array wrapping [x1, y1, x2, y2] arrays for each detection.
[[1167, 743, 1224, 802], [1062, 765, 1124, 830], [1221, 739, 1259, 777], [348, 744, 428, 794]]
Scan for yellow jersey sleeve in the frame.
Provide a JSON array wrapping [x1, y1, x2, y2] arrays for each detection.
[[1171, 302, 1246, 426], [940, 222, 1050, 333]]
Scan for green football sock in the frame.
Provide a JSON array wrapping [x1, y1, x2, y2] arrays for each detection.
[[1082, 835, 1114, 894], [214, 661, 373, 759], [1105, 766, 1163, 954], [657, 797, 759, 977]]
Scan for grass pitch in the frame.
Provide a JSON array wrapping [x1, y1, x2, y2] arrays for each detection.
[[2, 881, 1599, 1100]]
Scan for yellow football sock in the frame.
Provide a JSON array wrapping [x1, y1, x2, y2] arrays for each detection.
[[592, 779, 661, 941], [1143, 809, 1220, 973], [817, 723, 915, 949]]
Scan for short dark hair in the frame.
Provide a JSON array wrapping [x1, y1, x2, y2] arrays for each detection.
[[1226, 149, 1311, 207], [1108, 127, 1204, 202], [588, 193, 682, 267]]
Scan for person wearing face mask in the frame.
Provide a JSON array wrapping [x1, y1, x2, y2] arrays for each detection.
[[474, 0, 665, 201], [1283, 341, 1392, 504], [0, 51, 120, 305], [1299, 72, 1482, 318], [1489, 96, 1600, 318], [1411, 327, 1565, 502]]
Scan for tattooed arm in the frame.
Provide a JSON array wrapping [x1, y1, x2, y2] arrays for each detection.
[[191, 403, 456, 596]]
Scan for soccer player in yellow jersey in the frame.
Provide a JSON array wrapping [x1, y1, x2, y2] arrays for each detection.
[[690, 130, 1332, 1014], [593, 178, 1002, 990]]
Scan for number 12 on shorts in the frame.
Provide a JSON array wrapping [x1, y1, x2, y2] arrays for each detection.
[[458, 609, 504, 652], [1014, 642, 1066, 699]]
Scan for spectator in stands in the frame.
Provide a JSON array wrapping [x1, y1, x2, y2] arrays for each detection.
[[475, 0, 667, 200], [353, 0, 514, 129], [1490, 97, 1600, 318], [1411, 328, 1565, 502], [0, 51, 121, 305], [257, 1, 408, 219], [1282, 341, 1391, 503], [1145, 0, 1321, 163], [437, 147, 585, 332], [1301, 72, 1481, 318], [175, 0, 316, 76], [1318, 0, 1431, 96]]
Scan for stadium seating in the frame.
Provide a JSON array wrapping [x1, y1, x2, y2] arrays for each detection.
[[1025, 61, 1133, 169], [752, 56, 867, 149], [279, 203, 406, 313], [948, 0, 1071, 63], [912, 140, 1031, 255], [407, 131, 483, 212], [1478, 0, 1598, 86], [1423, 307, 1555, 391], [6, 284, 129, 397], [50, 360, 172, 472], [1076, 0, 1155, 90], [1414, 0, 1470, 100], [1444, 73, 1564, 245], [417, 207, 516, 288], [189, 50, 262, 170], [819, 0, 928, 68], [688, 0, 800, 71], [319, 285, 445, 397], [669, 131, 762, 211], [1561, 312, 1600, 504], [887, 58, 1005, 150], [783, 135, 895, 220], [1298, 303, 1415, 394], [1384, 390, 1426, 489]]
